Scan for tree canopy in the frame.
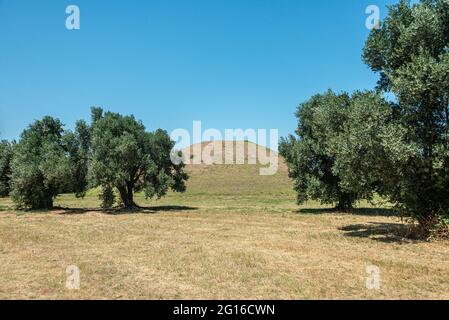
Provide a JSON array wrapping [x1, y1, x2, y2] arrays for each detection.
[[279, 91, 359, 210], [0, 140, 13, 197], [363, 0, 449, 231], [7, 109, 188, 210], [282, 0, 449, 235], [89, 108, 188, 208], [10, 117, 87, 209]]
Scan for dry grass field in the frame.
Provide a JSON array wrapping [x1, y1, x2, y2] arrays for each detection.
[[0, 142, 448, 300]]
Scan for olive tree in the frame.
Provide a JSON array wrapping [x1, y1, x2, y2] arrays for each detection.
[[279, 91, 360, 211], [10, 117, 88, 210], [332, 91, 412, 204], [363, 0, 449, 233], [0, 140, 13, 197], [89, 108, 188, 208]]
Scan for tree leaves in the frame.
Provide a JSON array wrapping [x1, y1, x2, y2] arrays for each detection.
[[280, 91, 359, 210], [89, 108, 188, 208], [0, 140, 13, 197], [10, 117, 77, 209]]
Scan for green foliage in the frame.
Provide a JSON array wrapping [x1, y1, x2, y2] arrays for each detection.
[[363, 0, 449, 91], [0, 140, 13, 197], [332, 92, 413, 199], [89, 108, 188, 208], [10, 117, 69, 209], [279, 91, 359, 210], [283, 0, 449, 233], [10, 117, 89, 210], [363, 0, 449, 230], [63, 120, 91, 198], [99, 184, 115, 209]]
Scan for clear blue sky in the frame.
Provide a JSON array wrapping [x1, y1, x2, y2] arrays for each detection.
[[0, 0, 396, 143]]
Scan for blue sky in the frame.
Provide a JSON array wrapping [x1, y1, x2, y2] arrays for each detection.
[[0, 0, 396, 145]]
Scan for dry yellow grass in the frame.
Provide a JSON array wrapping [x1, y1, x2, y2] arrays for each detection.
[[0, 143, 448, 299]]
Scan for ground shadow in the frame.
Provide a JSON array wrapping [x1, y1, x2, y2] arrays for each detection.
[[297, 207, 399, 217], [55, 205, 198, 216], [339, 222, 415, 244]]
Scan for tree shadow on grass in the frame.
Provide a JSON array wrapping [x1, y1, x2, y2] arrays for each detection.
[[297, 207, 399, 217], [118, 205, 198, 215], [339, 222, 415, 244], [55, 205, 198, 216]]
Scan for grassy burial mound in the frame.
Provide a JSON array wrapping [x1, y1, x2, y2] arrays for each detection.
[[180, 141, 292, 198]]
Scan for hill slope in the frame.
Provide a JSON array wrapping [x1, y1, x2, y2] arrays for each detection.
[[138, 140, 297, 211], [40, 141, 296, 210], [180, 141, 292, 195]]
